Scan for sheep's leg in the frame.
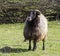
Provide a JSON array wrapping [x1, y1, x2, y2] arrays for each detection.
[[28, 39, 31, 50], [42, 39, 45, 50], [33, 39, 36, 51]]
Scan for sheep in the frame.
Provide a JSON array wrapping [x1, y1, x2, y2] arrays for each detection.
[[23, 10, 48, 51]]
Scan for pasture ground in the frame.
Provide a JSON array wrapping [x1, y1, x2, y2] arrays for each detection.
[[0, 21, 60, 56]]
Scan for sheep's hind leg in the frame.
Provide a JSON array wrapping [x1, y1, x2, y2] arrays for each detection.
[[28, 39, 31, 50], [42, 39, 45, 50], [33, 38, 37, 51]]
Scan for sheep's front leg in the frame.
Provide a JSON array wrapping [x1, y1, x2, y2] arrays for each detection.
[[28, 39, 31, 50], [42, 39, 45, 50], [33, 38, 36, 51]]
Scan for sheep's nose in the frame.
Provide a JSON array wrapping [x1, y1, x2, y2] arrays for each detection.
[[28, 17, 32, 21]]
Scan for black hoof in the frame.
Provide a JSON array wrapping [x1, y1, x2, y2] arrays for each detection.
[[42, 48, 45, 50], [32, 48, 36, 51], [28, 48, 31, 50], [32, 47, 36, 51]]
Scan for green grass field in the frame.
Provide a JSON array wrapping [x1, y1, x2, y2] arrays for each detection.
[[0, 21, 60, 56]]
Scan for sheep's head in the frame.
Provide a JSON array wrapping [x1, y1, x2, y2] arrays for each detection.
[[27, 10, 41, 21]]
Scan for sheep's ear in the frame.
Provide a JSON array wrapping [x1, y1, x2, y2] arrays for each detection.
[[36, 11, 41, 15]]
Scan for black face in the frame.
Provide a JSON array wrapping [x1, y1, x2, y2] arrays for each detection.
[[27, 10, 40, 21]]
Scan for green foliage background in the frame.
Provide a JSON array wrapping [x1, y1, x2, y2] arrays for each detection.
[[0, 0, 60, 23]]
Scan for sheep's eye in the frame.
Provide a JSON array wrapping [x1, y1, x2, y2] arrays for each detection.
[[33, 12, 35, 14], [33, 11, 36, 15]]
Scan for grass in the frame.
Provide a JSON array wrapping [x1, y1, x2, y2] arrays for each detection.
[[0, 21, 60, 56]]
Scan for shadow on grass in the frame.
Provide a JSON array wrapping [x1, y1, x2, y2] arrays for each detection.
[[0, 46, 28, 53]]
